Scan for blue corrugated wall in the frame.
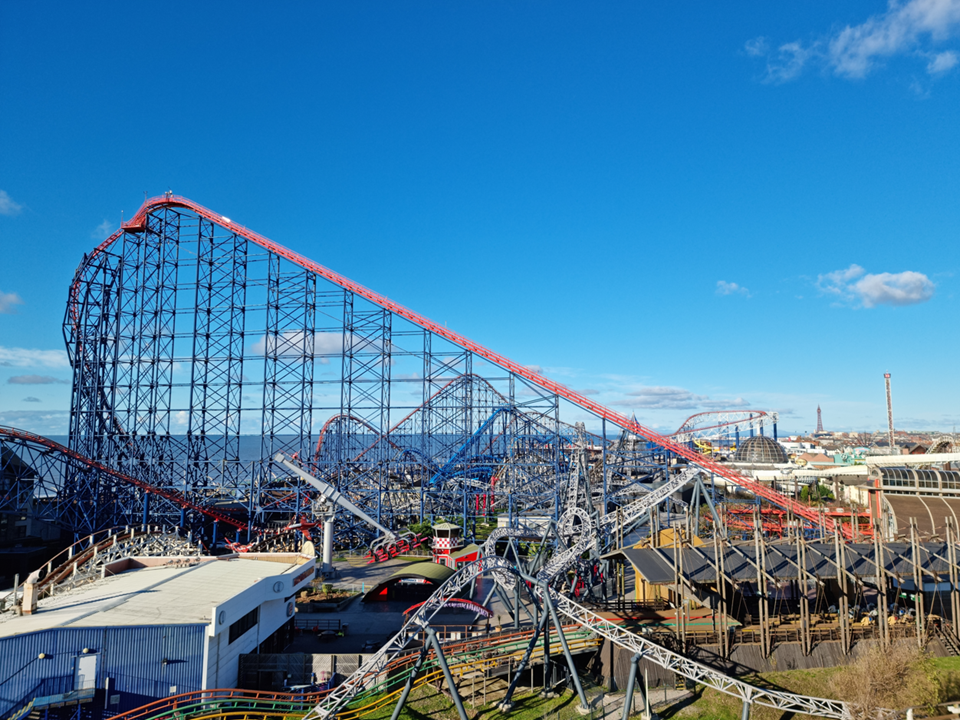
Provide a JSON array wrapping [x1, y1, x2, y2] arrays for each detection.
[[0, 625, 205, 717]]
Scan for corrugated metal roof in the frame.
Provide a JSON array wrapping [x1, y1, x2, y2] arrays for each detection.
[[0, 556, 303, 639], [617, 541, 953, 585]]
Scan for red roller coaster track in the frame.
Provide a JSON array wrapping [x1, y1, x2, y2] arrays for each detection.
[[0, 426, 246, 530], [78, 195, 847, 538]]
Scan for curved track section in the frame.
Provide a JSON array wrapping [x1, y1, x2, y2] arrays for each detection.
[[549, 590, 847, 718], [1, 525, 200, 613], [82, 195, 842, 537], [0, 426, 246, 532], [297, 553, 848, 720]]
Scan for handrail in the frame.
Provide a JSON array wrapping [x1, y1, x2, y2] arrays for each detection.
[[104, 625, 598, 720]]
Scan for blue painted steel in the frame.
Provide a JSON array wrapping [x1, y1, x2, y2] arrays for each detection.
[[0, 625, 205, 718]]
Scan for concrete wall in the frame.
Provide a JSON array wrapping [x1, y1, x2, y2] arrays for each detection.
[[237, 653, 376, 690], [204, 560, 315, 688]]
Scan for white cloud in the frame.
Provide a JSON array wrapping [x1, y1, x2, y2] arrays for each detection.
[[928, 49, 960, 71], [743, 37, 769, 57], [0, 190, 22, 216], [91, 219, 116, 240], [854, 270, 935, 306], [765, 41, 819, 83], [7, 374, 69, 384], [0, 346, 70, 368], [22, 396, 41, 403], [613, 386, 750, 411], [816, 264, 867, 296], [0, 290, 24, 314], [249, 331, 390, 364], [0, 409, 70, 435], [716, 280, 751, 297], [816, 264, 934, 307], [748, 0, 960, 82]]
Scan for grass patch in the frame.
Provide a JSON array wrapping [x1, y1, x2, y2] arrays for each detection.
[[352, 684, 599, 720]]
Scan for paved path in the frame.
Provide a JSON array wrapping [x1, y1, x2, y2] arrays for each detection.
[[292, 556, 496, 654]]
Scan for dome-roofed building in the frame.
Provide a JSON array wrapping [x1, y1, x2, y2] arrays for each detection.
[[734, 435, 788, 464]]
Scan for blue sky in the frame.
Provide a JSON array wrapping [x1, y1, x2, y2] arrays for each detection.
[[1, 1, 959, 438]]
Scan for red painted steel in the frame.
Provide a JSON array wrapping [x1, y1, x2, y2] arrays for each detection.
[[84, 195, 845, 538], [0, 426, 246, 530]]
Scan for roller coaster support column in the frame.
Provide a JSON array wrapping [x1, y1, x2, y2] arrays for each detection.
[[741, 689, 753, 720], [543, 603, 552, 696], [498, 605, 550, 712], [426, 627, 469, 720], [620, 654, 638, 720], [389, 645, 430, 720], [541, 582, 590, 713], [620, 653, 654, 720], [321, 507, 334, 573]]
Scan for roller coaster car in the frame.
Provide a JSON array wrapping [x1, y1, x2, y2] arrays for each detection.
[[364, 532, 427, 564]]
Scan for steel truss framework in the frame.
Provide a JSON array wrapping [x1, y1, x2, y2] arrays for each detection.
[[0, 194, 844, 546]]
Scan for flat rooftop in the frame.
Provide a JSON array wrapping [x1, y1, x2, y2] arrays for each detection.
[[0, 555, 305, 639]]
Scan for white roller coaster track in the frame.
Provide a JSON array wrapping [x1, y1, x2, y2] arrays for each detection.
[[303, 555, 851, 719], [548, 590, 849, 719], [304, 462, 853, 720]]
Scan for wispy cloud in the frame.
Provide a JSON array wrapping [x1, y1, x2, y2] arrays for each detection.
[[816, 263, 935, 307], [23, 396, 41, 403], [612, 385, 750, 411], [716, 280, 751, 297], [0, 346, 70, 368], [0, 190, 22, 216], [0, 290, 24, 314], [747, 0, 960, 82], [91, 219, 116, 240], [0, 409, 70, 435], [8, 374, 69, 385], [928, 49, 960, 72]]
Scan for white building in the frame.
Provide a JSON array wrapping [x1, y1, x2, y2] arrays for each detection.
[[0, 551, 315, 718]]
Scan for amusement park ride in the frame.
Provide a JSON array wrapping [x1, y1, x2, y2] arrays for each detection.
[[1, 195, 888, 718], [0, 193, 844, 550]]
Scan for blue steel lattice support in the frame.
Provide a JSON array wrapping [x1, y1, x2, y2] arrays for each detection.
[[186, 220, 248, 533]]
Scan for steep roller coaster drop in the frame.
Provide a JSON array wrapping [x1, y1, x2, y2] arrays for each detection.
[[0, 195, 859, 718]]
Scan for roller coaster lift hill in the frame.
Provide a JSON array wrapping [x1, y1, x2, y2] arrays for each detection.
[[0, 193, 851, 563]]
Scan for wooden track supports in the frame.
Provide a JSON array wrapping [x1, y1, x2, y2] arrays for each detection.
[[834, 531, 851, 655], [911, 520, 925, 648], [947, 518, 960, 641], [874, 523, 889, 647], [795, 529, 812, 656], [754, 512, 770, 658]]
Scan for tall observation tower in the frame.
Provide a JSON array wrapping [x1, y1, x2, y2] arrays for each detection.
[[816, 406, 823, 434], [884, 373, 896, 454]]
